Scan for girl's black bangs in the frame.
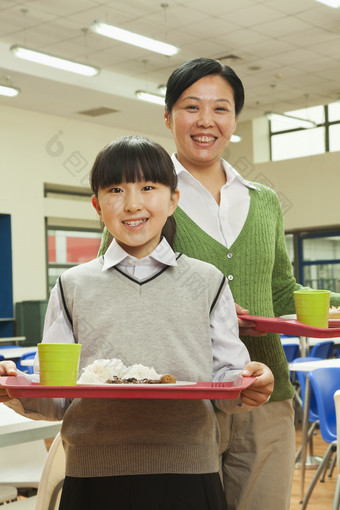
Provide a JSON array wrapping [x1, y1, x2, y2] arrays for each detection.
[[101, 141, 175, 189]]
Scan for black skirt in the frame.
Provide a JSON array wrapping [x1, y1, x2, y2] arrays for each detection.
[[58, 473, 227, 510]]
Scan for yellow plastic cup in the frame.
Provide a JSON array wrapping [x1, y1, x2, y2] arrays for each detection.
[[293, 290, 331, 329], [38, 343, 82, 386]]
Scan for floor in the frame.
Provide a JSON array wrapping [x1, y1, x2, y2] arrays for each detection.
[[290, 426, 338, 510], [5, 427, 339, 509]]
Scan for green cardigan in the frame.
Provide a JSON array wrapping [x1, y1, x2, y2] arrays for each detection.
[[98, 183, 340, 401]]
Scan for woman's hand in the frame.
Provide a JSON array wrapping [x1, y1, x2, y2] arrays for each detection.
[[240, 361, 274, 407], [235, 303, 266, 337], [0, 361, 18, 402]]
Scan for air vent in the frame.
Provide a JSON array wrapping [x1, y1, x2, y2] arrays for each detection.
[[216, 54, 243, 63], [77, 107, 119, 117]]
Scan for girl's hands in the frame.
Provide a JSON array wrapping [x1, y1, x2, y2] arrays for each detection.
[[0, 361, 18, 402], [240, 361, 274, 407]]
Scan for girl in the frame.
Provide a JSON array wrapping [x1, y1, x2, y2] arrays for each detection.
[[0, 135, 273, 510]]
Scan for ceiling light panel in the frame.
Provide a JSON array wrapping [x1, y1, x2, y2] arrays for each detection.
[[314, 0, 340, 7], [10, 45, 99, 77], [90, 21, 180, 56], [135, 90, 165, 105], [0, 84, 20, 97]]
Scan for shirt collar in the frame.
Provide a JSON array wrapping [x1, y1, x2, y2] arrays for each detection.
[[172, 153, 260, 192], [102, 237, 178, 271]]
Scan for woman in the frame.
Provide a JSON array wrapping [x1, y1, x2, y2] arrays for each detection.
[[99, 58, 340, 510], [161, 58, 296, 510], [163, 57, 340, 510]]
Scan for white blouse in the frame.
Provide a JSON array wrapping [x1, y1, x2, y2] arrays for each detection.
[[173, 154, 259, 248]]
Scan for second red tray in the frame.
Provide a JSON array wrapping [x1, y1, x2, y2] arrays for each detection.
[[239, 314, 340, 338], [0, 375, 256, 400]]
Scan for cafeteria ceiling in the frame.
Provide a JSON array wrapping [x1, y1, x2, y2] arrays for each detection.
[[1, 0, 340, 138]]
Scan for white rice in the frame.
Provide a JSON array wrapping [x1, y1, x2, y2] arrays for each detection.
[[78, 358, 127, 384], [120, 364, 161, 381], [78, 358, 161, 384]]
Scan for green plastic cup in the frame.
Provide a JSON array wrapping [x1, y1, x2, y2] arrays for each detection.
[[293, 290, 331, 329], [38, 343, 82, 386]]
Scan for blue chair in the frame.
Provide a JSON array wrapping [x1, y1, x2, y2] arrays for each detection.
[[282, 343, 300, 362], [333, 390, 340, 510], [16, 351, 36, 374], [292, 357, 323, 423], [310, 340, 334, 359], [301, 367, 340, 509], [291, 357, 323, 462]]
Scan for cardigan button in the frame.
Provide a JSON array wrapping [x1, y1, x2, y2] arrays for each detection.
[[228, 275, 234, 281], [227, 252, 233, 259]]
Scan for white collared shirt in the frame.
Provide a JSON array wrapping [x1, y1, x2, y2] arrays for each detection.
[[42, 237, 250, 381], [173, 154, 259, 248]]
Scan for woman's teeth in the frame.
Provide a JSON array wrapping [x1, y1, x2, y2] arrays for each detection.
[[192, 136, 215, 143]]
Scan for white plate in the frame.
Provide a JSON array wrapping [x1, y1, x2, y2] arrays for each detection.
[[77, 380, 196, 387]]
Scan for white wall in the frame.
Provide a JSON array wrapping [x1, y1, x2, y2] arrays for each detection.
[[228, 118, 340, 231], [0, 104, 175, 303], [2, 103, 340, 304]]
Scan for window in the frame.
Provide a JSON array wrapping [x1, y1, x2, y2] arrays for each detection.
[[285, 234, 294, 265], [270, 102, 340, 161], [47, 228, 102, 293], [300, 233, 340, 292], [271, 127, 325, 161], [285, 229, 340, 293]]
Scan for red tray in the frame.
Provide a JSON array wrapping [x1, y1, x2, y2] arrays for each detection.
[[0, 375, 256, 400], [239, 314, 340, 338]]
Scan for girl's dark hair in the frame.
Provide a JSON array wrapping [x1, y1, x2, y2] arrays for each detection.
[[90, 135, 178, 248], [165, 57, 245, 117]]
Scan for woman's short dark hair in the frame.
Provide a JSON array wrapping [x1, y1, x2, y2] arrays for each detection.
[[90, 135, 178, 247], [165, 57, 245, 117]]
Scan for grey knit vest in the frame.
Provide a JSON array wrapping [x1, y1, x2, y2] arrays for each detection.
[[58, 253, 227, 477]]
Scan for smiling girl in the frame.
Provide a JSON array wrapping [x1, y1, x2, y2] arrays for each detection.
[[0, 135, 273, 510]]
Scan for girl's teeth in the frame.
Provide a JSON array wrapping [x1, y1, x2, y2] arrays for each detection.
[[124, 219, 147, 226]]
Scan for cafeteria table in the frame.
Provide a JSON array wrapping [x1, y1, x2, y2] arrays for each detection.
[[0, 403, 61, 448], [280, 314, 340, 356], [0, 337, 26, 345], [289, 358, 340, 503], [0, 346, 37, 361]]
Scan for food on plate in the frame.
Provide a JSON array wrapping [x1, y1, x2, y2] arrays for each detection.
[[78, 358, 176, 385], [160, 374, 177, 384], [329, 306, 340, 319]]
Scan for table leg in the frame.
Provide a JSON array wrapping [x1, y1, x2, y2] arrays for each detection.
[[300, 376, 311, 503], [299, 336, 308, 357]]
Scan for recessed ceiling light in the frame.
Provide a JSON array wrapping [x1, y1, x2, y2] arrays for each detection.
[[231, 134, 242, 143], [90, 21, 180, 56]]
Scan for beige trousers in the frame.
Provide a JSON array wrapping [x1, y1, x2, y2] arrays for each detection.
[[217, 400, 295, 510]]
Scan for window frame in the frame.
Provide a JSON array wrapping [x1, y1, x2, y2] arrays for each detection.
[[285, 227, 340, 291], [45, 221, 102, 295]]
